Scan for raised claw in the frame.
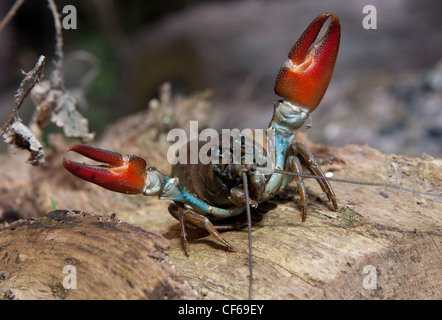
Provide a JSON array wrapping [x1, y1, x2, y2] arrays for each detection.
[[274, 13, 341, 111], [63, 144, 147, 194]]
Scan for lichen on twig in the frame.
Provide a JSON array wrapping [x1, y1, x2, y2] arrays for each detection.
[[1, 55, 46, 165]]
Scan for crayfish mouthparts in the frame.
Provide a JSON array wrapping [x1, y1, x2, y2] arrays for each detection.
[[63, 144, 148, 194]]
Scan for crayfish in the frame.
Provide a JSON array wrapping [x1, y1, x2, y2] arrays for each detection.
[[64, 13, 340, 248], [64, 13, 341, 298]]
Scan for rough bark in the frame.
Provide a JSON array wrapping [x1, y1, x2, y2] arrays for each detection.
[[0, 210, 195, 300], [0, 108, 440, 300]]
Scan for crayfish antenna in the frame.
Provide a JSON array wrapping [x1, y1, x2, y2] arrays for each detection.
[[252, 166, 442, 197], [241, 171, 254, 300]]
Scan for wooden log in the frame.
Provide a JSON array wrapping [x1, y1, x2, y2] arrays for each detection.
[[0, 210, 195, 300]]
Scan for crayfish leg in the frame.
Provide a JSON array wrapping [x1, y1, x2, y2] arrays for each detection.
[[286, 141, 338, 221], [286, 156, 308, 221], [168, 203, 237, 252], [295, 141, 338, 211]]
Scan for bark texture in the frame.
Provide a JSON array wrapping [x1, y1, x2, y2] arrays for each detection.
[[0, 210, 195, 300]]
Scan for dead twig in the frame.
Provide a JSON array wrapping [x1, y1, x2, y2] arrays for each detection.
[[0, 55, 46, 136], [47, 0, 64, 89], [1, 0, 94, 165], [1, 56, 46, 165], [0, 0, 25, 34], [27, 0, 93, 141]]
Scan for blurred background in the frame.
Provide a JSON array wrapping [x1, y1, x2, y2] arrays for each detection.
[[0, 0, 441, 157]]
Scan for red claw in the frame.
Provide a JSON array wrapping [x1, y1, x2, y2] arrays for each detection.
[[274, 13, 341, 111], [63, 144, 147, 194]]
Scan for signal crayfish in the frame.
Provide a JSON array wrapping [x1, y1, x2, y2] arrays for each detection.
[[62, 13, 440, 299], [64, 12, 340, 249]]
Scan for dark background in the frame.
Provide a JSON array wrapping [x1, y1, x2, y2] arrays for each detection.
[[1, 0, 441, 156]]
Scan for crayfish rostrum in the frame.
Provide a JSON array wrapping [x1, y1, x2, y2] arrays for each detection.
[[63, 13, 341, 252]]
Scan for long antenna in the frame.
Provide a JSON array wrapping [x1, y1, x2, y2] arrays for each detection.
[[253, 166, 442, 197], [241, 171, 253, 300]]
